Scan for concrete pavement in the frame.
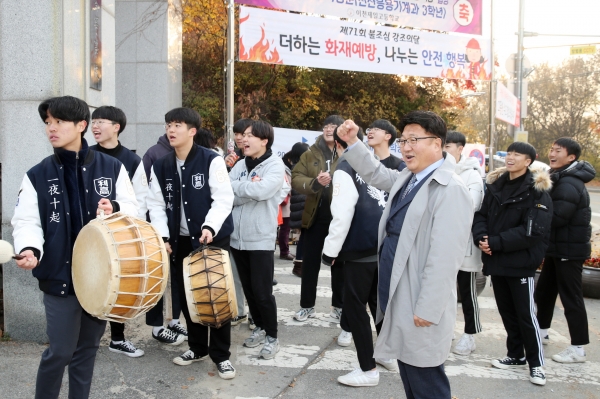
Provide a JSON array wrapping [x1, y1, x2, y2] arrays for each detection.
[[1, 248, 600, 399]]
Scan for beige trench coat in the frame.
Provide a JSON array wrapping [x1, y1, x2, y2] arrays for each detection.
[[344, 143, 473, 367]]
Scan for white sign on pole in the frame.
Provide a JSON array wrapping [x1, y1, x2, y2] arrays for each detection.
[[496, 82, 520, 127], [239, 6, 492, 81], [235, 0, 485, 35]]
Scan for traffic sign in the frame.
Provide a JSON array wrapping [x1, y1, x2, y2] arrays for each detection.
[[570, 45, 596, 55]]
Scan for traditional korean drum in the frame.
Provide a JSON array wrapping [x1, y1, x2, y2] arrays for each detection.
[[72, 213, 169, 322], [182, 245, 237, 328]]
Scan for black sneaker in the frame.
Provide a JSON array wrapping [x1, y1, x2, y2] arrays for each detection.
[[529, 366, 546, 386], [109, 340, 145, 358], [173, 349, 208, 366], [231, 314, 248, 326], [217, 360, 236, 379], [152, 327, 185, 345], [168, 323, 188, 341], [491, 357, 527, 370]]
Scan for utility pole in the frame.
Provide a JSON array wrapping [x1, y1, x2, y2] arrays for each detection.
[[515, 0, 525, 136], [488, 0, 496, 171], [225, 0, 235, 150]]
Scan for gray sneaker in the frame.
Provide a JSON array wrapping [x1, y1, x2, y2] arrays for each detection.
[[244, 327, 266, 348], [293, 307, 315, 322], [260, 336, 280, 360]]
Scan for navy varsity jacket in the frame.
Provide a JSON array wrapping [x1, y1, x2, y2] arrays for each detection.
[[147, 144, 234, 258], [11, 144, 139, 297]]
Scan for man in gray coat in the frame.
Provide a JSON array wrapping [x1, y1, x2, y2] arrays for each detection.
[[336, 111, 473, 399]]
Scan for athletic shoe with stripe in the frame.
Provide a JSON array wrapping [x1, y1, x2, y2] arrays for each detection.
[[453, 333, 476, 356], [337, 368, 379, 387]]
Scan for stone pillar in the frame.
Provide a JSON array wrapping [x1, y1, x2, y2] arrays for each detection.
[[115, 0, 182, 155], [0, 0, 116, 342]]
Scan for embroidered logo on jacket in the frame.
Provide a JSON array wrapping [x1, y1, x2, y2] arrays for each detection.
[[192, 173, 205, 189], [94, 177, 113, 197], [367, 185, 388, 208]]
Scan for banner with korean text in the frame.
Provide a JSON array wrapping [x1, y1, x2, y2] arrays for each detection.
[[239, 6, 491, 81], [496, 82, 520, 127], [235, 0, 484, 35]]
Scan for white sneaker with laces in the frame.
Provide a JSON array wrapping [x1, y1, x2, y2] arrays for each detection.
[[375, 358, 398, 371], [552, 346, 586, 363], [529, 366, 546, 386], [337, 368, 379, 387], [453, 333, 476, 356], [217, 360, 236, 379], [293, 307, 315, 322], [337, 329, 353, 347], [330, 307, 342, 323]]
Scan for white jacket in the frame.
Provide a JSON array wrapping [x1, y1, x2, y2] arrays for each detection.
[[456, 156, 484, 272]]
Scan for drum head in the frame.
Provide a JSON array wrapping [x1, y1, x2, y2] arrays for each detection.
[[72, 222, 114, 317]]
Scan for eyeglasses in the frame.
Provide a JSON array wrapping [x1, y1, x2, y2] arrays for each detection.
[[322, 124, 337, 131], [366, 128, 386, 135], [91, 120, 115, 127], [397, 136, 438, 147]]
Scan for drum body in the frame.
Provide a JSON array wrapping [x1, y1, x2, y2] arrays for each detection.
[[183, 246, 237, 328], [72, 213, 169, 322]]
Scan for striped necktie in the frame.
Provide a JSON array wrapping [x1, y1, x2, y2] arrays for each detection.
[[401, 174, 417, 200]]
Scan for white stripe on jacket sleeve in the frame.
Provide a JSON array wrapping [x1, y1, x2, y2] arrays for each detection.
[[322, 170, 358, 259]]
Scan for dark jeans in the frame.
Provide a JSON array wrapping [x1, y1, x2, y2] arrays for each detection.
[[397, 360, 451, 399], [340, 260, 381, 371], [457, 271, 482, 334], [145, 255, 182, 327], [173, 235, 231, 363], [300, 215, 344, 309], [278, 217, 291, 256], [231, 248, 278, 338], [36, 294, 106, 399], [492, 275, 544, 367], [535, 256, 589, 345]]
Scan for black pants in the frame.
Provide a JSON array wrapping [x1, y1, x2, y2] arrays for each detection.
[[492, 275, 544, 368], [278, 217, 291, 256], [295, 228, 306, 261], [535, 256, 589, 345], [340, 260, 381, 371], [145, 255, 182, 327], [457, 271, 482, 335], [109, 322, 125, 342], [397, 360, 451, 399], [173, 235, 231, 364], [300, 215, 344, 308], [231, 248, 278, 338], [37, 294, 106, 399]]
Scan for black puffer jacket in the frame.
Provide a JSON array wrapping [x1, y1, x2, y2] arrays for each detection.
[[546, 161, 596, 260], [286, 158, 306, 229], [472, 167, 553, 277]]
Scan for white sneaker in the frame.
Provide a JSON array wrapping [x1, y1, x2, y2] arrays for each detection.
[[453, 333, 476, 356], [552, 346, 586, 363], [375, 358, 398, 371], [330, 307, 342, 323], [337, 368, 379, 387], [529, 366, 546, 386], [337, 329, 353, 347], [293, 307, 315, 322]]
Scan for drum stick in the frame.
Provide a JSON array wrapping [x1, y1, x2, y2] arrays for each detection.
[[0, 240, 26, 263]]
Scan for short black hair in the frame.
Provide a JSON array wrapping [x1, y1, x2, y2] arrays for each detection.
[[398, 110, 447, 145], [249, 120, 274, 150], [233, 118, 253, 134], [38, 96, 90, 136], [553, 137, 581, 161], [164, 107, 202, 130], [446, 131, 466, 147], [369, 119, 397, 146], [322, 115, 344, 128], [92, 106, 127, 134], [194, 128, 216, 149], [333, 126, 364, 149], [284, 142, 310, 165], [507, 141, 537, 162]]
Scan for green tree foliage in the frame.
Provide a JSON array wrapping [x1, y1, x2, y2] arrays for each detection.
[[182, 1, 465, 138]]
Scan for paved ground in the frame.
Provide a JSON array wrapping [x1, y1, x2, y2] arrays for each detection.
[[1, 244, 600, 399]]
